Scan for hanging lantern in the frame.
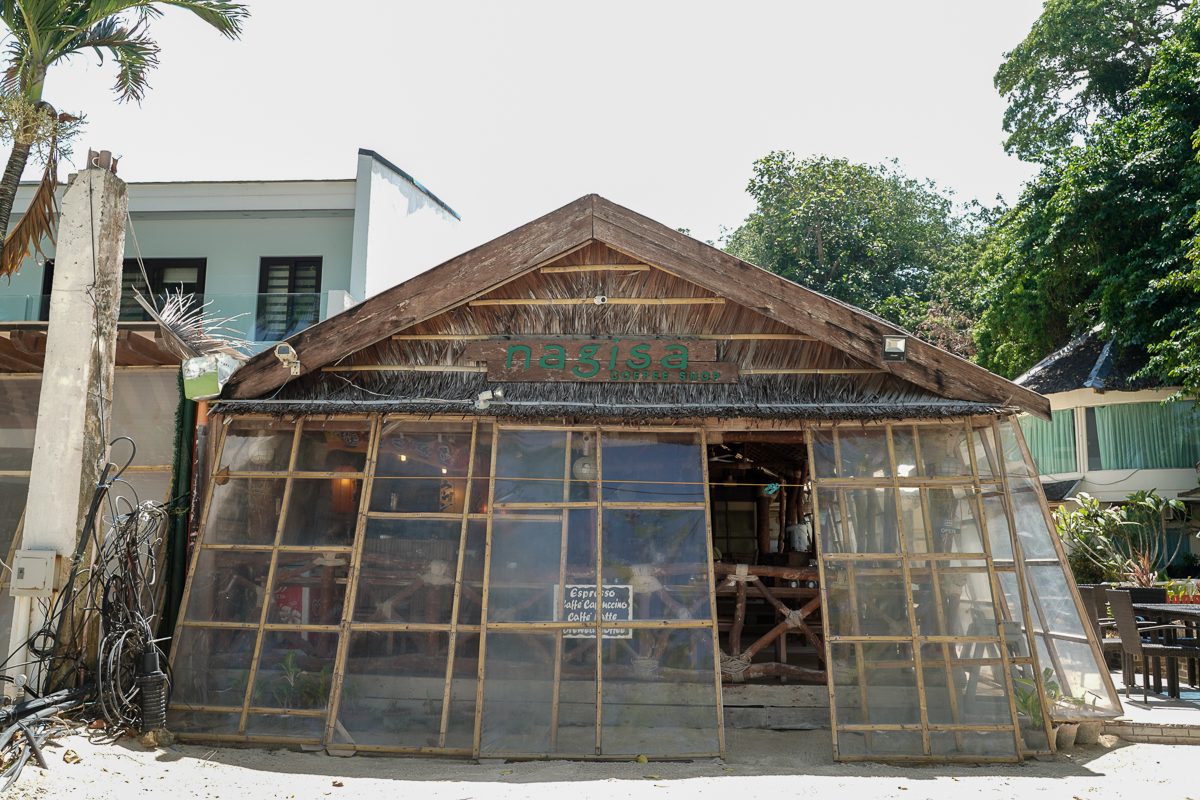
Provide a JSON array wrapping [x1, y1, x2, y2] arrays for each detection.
[[331, 465, 358, 514]]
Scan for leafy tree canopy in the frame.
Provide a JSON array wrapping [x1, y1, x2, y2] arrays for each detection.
[[975, 4, 1200, 381], [996, 0, 1192, 162], [723, 153, 979, 344]]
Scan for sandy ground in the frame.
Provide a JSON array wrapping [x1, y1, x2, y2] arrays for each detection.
[[6, 728, 1198, 800]]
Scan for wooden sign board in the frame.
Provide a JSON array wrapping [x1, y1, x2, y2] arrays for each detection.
[[464, 339, 738, 384]]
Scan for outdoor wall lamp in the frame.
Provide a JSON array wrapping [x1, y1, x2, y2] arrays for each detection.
[[882, 336, 908, 362]]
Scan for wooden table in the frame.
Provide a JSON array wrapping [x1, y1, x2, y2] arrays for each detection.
[[1132, 603, 1200, 697]]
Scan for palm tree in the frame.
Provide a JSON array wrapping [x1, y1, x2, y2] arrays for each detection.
[[0, 1, 248, 277]]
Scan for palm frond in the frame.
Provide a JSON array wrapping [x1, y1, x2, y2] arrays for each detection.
[[135, 287, 252, 360], [0, 149, 55, 278], [80, 1, 246, 38]]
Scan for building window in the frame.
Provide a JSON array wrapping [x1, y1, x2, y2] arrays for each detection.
[[1019, 410, 1077, 475], [255, 257, 322, 341], [1084, 401, 1200, 470], [40, 258, 206, 322]]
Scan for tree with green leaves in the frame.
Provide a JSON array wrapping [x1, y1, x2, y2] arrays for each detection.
[[996, 0, 1192, 162], [0, 1, 248, 277], [723, 153, 978, 344], [975, 3, 1200, 380]]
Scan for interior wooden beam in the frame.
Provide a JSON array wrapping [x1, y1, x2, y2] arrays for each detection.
[[539, 264, 649, 273], [467, 297, 725, 307], [0, 337, 42, 371]]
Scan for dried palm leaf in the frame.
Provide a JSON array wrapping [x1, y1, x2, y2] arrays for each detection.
[[0, 152, 55, 279], [134, 288, 252, 361]]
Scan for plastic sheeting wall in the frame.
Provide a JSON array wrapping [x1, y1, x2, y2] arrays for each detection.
[[811, 415, 1120, 763]]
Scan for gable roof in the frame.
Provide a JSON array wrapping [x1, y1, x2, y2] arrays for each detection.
[[222, 194, 1050, 419], [1015, 326, 1162, 395]]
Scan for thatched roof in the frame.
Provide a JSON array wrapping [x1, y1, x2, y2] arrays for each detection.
[[218, 195, 1050, 421], [218, 370, 1001, 422]]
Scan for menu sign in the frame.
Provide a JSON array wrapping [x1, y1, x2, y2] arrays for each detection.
[[553, 584, 634, 638], [463, 339, 738, 384]]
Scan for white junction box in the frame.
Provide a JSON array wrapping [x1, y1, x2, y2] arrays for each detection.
[[11, 550, 58, 597]]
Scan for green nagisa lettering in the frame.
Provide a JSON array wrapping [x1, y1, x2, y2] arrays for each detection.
[[506, 345, 532, 369], [662, 345, 688, 369], [538, 344, 567, 370], [626, 343, 651, 369], [574, 344, 601, 378]]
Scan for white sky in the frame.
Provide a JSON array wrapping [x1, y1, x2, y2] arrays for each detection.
[[31, 0, 1045, 250]]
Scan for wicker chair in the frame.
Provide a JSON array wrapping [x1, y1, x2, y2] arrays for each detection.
[[1107, 588, 1200, 700]]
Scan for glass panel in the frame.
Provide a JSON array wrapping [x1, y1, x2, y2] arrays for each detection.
[[469, 425, 493, 513], [995, 572, 1032, 659], [1037, 638, 1119, 719], [817, 488, 900, 555], [929, 730, 1016, 758], [920, 487, 986, 555], [183, 550, 273, 623], [0, 476, 28, 558], [494, 429, 580, 504], [1026, 566, 1085, 639], [601, 629, 719, 755], [373, 422, 473, 512], [917, 423, 971, 478], [164, 709, 241, 737], [831, 642, 920, 726], [1019, 410, 1077, 474], [170, 626, 256, 707], [111, 370, 179, 467], [357, 519, 462, 625], [601, 509, 710, 622], [600, 431, 704, 503], [268, 553, 349, 625], [837, 730, 925, 757], [279, 478, 360, 546], [973, 425, 1000, 479], [337, 630, 453, 748], [919, 644, 1013, 726], [244, 713, 325, 740], [489, 511, 595, 624], [445, 633, 480, 750], [219, 419, 294, 472], [458, 520, 486, 625], [999, 419, 1031, 477], [824, 560, 909, 638], [891, 425, 917, 478], [982, 491, 1014, 562], [480, 630, 597, 755], [810, 428, 836, 479], [839, 427, 892, 479], [909, 560, 996, 638], [0, 377, 39, 470], [203, 477, 285, 545], [251, 631, 340, 712], [1009, 477, 1055, 560], [296, 420, 371, 472]]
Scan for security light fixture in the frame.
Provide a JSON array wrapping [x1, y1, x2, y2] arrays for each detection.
[[882, 336, 908, 362]]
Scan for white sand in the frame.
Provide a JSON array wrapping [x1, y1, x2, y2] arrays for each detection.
[[7, 728, 1197, 800]]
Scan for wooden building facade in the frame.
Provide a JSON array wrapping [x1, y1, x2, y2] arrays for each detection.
[[167, 196, 1120, 762]]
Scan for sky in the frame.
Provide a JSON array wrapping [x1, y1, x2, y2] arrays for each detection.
[[32, 0, 1047, 251]]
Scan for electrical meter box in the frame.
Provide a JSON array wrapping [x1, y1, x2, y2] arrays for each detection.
[[11, 550, 57, 597]]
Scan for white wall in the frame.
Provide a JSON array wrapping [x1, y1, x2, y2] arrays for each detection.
[[350, 153, 461, 300]]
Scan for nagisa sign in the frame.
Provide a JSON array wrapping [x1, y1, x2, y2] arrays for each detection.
[[463, 340, 738, 383]]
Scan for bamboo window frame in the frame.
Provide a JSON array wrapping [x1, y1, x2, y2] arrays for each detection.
[[808, 417, 1067, 763], [169, 415, 724, 758]]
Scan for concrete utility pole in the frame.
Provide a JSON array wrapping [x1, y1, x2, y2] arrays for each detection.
[[8, 157, 126, 693]]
